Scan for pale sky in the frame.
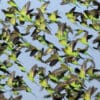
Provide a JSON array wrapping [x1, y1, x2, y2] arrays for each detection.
[[0, 0, 100, 100]]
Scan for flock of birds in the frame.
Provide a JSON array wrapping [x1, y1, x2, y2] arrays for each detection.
[[0, 0, 100, 100]]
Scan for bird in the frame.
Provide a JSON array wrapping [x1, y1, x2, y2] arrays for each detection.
[[8, 0, 17, 8], [47, 10, 61, 23], [65, 7, 76, 23], [33, 9, 50, 34], [62, 40, 79, 57], [27, 64, 38, 82], [6, 71, 15, 87], [16, 1, 33, 23], [0, 42, 8, 55], [43, 51, 63, 66], [83, 87, 97, 100], [93, 35, 100, 50], [38, 1, 50, 13]]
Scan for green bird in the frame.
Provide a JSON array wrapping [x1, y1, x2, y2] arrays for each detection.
[[31, 28, 41, 40], [12, 75, 24, 88], [16, 1, 33, 23], [82, 8, 100, 29], [64, 55, 80, 65], [39, 78, 49, 88], [65, 7, 76, 23], [56, 22, 72, 46], [77, 45, 89, 54], [2, 2, 18, 25], [43, 48, 57, 56], [0, 64, 10, 74], [0, 60, 12, 70], [55, 22, 66, 39], [47, 10, 61, 23], [0, 42, 8, 55], [8, 51, 18, 61], [8, 0, 17, 7], [0, 26, 10, 42], [61, 0, 77, 5], [49, 63, 69, 79], [84, 9, 100, 21], [6, 1, 33, 25], [37, 67, 46, 78], [83, 87, 97, 100], [75, 29, 85, 36], [75, 59, 95, 79], [86, 66, 100, 78], [55, 74, 79, 93], [15, 61, 26, 72], [44, 87, 55, 97], [11, 78, 36, 96], [44, 52, 62, 66], [78, 13, 87, 26], [93, 35, 100, 50], [78, 32, 93, 45], [62, 40, 79, 57], [55, 22, 69, 46], [75, 62, 87, 79], [6, 71, 15, 87], [38, 1, 50, 13], [0, 74, 7, 80], [54, 82, 67, 93], [3, 60, 13, 68], [48, 64, 69, 83], [34, 9, 50, 33], [27, 64, 38, 82], [89, 22, 100, 31], [48, 73, 59, 83], [10, 30, 22, 44], [34, 49, 44, 62]]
